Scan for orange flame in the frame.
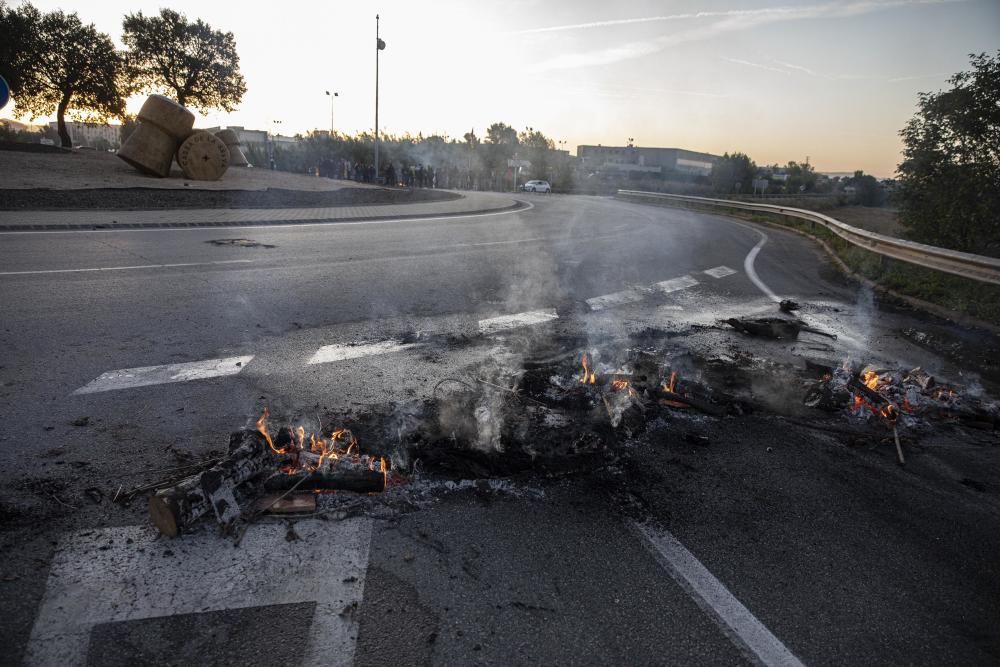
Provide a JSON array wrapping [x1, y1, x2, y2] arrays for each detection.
[[580, 354, 597, 385], [257, 408, 285, 454], [611, 378, 629, 391], [661, 371, 678, 395], [863, 370, 881, 391]]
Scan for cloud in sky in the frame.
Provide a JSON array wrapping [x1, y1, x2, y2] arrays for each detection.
[[529, 0, 963, 71], [722, 57, 952, 84], [724, 58, 793, 75]]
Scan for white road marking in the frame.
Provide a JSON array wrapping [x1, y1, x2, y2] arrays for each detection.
[[479, 308, 559, 334], [633, 522, 804, 667], [654, 275, 700, 294], [587, 288, 648, 311], [704, 265, 737, 279], [744, 236, 781, 302], [0, 200, 534, 235], [0, 259, 254, 276], [658, 305, 685, 311], [73, 355, 253, 394], [24, 520, 372, 667], [307, 340, 418, 365]]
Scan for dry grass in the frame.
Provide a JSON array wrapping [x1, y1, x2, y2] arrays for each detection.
[[829, 206, 902, 238]]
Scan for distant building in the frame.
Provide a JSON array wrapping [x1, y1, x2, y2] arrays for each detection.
[[576, 144, 719, 176], [49, 121, 120, 148], [203, 126, 268, 145]]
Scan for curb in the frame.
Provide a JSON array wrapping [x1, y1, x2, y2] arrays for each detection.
[[0, 200, 529, 233]]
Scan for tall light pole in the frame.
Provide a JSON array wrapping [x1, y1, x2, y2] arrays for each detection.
[[375, 14, 386, 178], [325, 90, 338, 135]]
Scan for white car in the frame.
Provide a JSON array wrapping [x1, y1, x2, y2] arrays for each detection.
[[521, 179, 551, 193]]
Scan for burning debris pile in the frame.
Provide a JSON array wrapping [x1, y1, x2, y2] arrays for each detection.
[[147, 409, 391, 537], [803, 365, 997, 428], [398, 347, 748, 480], [129, 329, 997, 539]]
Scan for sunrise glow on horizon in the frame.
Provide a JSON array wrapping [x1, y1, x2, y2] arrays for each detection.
[[4, 0, 998, 177]]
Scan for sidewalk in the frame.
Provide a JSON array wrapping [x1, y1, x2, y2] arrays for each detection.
[[0, 191, 524, 231]]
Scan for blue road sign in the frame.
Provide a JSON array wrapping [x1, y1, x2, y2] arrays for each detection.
[[0, 76, 9, 112]]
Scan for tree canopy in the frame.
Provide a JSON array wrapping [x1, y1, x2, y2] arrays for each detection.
[[711, 152, 756, 194], [122, 8, 247, 113], [897, 51, 1000, 253], [0, 1, 40, 94], [8, 5, 125, 147]]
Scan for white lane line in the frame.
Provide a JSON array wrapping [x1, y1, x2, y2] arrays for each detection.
[[0, 200, 534, 235], [633, 522, 804, 667], [744, 236, 781, 302], [704, 265, 737, 279], [479, 308, 559, 334], [587, 288, 648, 311], [654, 274, 700, 294], [73, 355, 253, 395], [24, 520, 372, 667], [307, 340, 418, 365], [0, 259, 254, 276]]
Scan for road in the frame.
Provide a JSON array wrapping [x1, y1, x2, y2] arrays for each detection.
[[1, 194, 999, 665]]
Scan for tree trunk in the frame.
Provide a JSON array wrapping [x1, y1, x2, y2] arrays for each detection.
[[56, 96, 72, 148]]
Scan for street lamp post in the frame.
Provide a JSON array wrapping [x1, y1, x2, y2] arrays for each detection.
[[325, 91, 338, 135]]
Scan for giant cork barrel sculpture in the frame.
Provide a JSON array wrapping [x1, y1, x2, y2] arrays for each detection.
[[117, 95, 196, 177], [176, 130, 230, 181], [214, 129, 250, 167]]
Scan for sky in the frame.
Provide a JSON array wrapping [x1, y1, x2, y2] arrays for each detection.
[[4, 0, 999, 176]]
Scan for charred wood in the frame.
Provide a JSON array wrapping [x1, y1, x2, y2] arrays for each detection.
[[149, 430, 273, 537]]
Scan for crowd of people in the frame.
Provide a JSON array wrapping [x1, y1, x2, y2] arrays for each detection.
[[316, 157, 471, 189]]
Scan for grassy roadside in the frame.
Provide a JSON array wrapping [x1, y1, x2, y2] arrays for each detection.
[[631, 198, 1000, 327]]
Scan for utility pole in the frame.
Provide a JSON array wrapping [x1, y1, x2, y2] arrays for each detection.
[[375, 14, 385, 179]]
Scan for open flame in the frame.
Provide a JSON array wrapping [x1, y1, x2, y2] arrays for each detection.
[[863, 370, 881, 391], [256, 409, 390, 489], [257, 408, 285, 455], [580, 353, 598, 385]]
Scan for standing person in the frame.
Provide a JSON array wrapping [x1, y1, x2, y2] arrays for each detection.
[[386, 162, 396, 187]]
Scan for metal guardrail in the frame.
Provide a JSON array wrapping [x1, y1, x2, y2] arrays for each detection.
[[617, 190, 1000, 286]]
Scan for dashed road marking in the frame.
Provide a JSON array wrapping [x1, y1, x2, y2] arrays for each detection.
[[479, 308, 559, 334], [654, 275, 700, 294], [704, 265, 737, 279], [307, 340, 419, 365], [72, 356, 253, 395], [587, 288, 648, 311], [24, 520, 372, 667], [633, 522, 804, 667]]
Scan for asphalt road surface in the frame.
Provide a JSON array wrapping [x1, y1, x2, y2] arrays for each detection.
[[1, 194, 998, 666]]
